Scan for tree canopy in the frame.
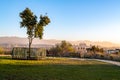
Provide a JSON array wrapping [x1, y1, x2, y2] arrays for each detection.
[[20, 8, 50, 39]]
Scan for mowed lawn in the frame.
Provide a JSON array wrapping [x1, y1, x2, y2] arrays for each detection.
[[0, 56, 120, 80]]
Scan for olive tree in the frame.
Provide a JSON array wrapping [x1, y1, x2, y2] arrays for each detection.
[[20, 8, 50, 58]]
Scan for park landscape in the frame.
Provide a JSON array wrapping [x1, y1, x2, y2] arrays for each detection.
[[1, 0, 120, 80]]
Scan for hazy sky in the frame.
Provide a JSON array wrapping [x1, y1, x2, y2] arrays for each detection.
[[0, 0, 120, 43]]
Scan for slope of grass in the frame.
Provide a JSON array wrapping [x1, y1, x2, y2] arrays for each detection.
[[0, 56, 120, 80]]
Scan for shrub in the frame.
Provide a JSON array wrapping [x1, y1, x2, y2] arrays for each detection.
[[110, 56, 113, 60], [0, 47, 4, 55]]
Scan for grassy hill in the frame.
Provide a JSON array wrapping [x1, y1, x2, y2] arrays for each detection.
[[0, 56, 120, 80]]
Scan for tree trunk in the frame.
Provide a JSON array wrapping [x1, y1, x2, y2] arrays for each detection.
[[28, 38, 33, 59]]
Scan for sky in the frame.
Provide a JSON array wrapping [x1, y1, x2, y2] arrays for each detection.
[[0, 0, 120, 44]]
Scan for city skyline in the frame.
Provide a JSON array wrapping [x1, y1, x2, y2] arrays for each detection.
[[0, 0, 120, 44]]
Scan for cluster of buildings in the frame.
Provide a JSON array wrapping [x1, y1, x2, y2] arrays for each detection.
[[74, 43, 120, 54]]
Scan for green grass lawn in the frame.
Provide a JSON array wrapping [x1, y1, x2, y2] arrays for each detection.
[[0, 56, 120, 80]]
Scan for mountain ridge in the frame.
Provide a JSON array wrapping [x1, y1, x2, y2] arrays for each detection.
[[0, 37, 120, 48]]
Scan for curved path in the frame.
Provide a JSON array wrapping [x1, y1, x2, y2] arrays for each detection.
[[0, 55, 11, 57], [93, 59, 120, 66], [70, 58, 120, 66]]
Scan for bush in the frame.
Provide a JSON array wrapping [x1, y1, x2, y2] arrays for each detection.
[[110, 56, 113, 60], [0, 47, 4, 55], [69, 52, 80, 57]]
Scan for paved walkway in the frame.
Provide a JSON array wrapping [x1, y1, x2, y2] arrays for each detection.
[[70, 58, 120, 66], [0, 55, 11, 57], [94, 59, 120, 66]]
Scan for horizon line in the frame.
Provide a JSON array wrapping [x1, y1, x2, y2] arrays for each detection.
[[0, 36, 120, 45]]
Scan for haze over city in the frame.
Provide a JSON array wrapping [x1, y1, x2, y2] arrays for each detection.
[[0, 0, 120, 44]]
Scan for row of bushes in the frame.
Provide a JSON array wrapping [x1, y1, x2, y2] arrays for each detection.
[[79, 52, 120, 61]]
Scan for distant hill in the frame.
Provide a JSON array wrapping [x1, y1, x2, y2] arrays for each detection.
[[0, 37, 61, 45], [70, 40, 120, 48], [0, 37, 120, 48]]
